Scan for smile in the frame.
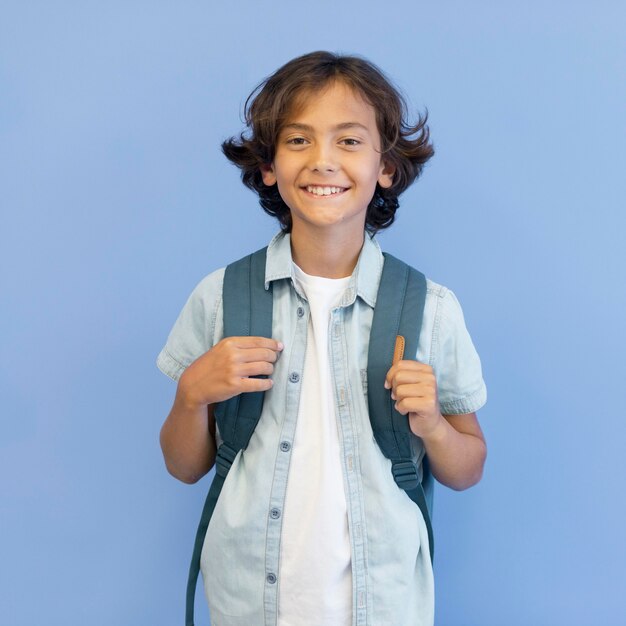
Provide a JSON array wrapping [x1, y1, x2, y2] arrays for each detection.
[[304, 185, 347, 196]]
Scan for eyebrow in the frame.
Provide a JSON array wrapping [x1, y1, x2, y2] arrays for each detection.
[[282, 122, 371, 133]]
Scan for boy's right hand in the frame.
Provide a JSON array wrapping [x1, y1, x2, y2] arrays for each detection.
[[177, 337, 284, 407]]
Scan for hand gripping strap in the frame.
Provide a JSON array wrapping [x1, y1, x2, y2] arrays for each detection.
[[185, 248, 272, 626], [367, 253, 434, 562]]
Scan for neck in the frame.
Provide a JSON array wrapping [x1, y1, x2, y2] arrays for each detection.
[[290, 226, 365, 278]]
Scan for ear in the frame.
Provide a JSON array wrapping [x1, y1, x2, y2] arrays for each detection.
[[377, 160, 396, 189], [261, 163, 277, 186]]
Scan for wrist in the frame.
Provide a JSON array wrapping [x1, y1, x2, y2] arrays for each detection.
[[420, 413, 449, 446], [176, 375, 208, 412]]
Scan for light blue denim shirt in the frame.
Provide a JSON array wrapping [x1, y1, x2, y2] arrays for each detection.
[[157, 232, 487, 626]]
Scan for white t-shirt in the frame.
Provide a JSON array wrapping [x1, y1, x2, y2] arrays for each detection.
[[277, 264, 353, 626]]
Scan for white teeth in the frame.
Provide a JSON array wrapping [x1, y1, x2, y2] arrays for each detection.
[[306, 186, 345, 196]]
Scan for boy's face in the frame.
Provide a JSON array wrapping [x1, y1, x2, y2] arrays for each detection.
[[261, 81, 394, 238]]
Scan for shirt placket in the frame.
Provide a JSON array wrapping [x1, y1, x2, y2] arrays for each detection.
[[330, 299, 369, 626], [263, 290, 309, 626]]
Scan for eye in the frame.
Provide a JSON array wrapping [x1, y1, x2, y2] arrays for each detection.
[[285, 136, 309, 145], [339, 137, 361, 147]]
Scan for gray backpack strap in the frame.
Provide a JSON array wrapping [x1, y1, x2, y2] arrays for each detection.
[[185, 247, 272, 626], [367, 252, 434, 562]]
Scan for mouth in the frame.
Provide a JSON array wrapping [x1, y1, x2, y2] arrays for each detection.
[[303, 185, 348, 197]]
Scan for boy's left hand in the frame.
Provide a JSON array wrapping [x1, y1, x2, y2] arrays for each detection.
[[384, 361, 444, 440]]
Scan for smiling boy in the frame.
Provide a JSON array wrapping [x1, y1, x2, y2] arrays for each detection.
[[157, 51, 487, 626], [260, 79, 395, 277]]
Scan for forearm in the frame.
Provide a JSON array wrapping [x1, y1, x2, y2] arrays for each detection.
[[421, 414, 486, 491], [160, 390, 216, 484]]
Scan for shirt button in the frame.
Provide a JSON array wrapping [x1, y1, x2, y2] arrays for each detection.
[[297, 306, 304, 318], [266, 573, 277, 584], [289, 372, 300, 383], [270, 508, 281, 519], [280, 441, 291, 452]]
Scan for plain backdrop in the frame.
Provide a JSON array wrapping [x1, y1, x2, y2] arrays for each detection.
[[1, 1, 625, 625]]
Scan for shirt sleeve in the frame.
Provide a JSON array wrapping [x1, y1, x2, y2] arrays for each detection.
[[156, 267, 225, 382], [431, 288, 487, 415]]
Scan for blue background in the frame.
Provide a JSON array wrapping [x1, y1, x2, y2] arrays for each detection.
[[2, 1, 625, 624]]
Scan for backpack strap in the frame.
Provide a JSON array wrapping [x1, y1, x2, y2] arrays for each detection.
[[185, 247, 272, 626], [367, 252, 434, 562]]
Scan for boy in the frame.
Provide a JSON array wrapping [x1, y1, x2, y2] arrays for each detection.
[[157, 51, 487, 626]]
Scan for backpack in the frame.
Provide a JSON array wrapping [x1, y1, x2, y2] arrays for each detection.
[[185, 247, 434, 626]]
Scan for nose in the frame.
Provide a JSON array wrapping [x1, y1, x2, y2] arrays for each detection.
[[309, 141, 338, 173]]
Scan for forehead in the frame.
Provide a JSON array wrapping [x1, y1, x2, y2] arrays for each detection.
[[283, 80, 378, 128]]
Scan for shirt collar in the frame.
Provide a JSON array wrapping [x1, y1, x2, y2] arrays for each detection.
[[264, 231, 384, 308]]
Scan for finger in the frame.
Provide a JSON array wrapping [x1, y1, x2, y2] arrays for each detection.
[[396, 397, 438, 416], [394, 360, 431, 372], [238, 361, 274, 378], [236, 347, 281, 364], [385, 360, 433, 389], [238, 376, 274, 393], [395, 398, 427, 415], [226, 336, 284, 351], [392, 369, 436, 387], [394, 383, 431, 402]]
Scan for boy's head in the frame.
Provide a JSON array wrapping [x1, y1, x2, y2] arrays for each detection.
[[222, 51, 434, 233]]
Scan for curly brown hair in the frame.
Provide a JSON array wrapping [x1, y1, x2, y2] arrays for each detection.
[[222, 51, 434, 233]]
